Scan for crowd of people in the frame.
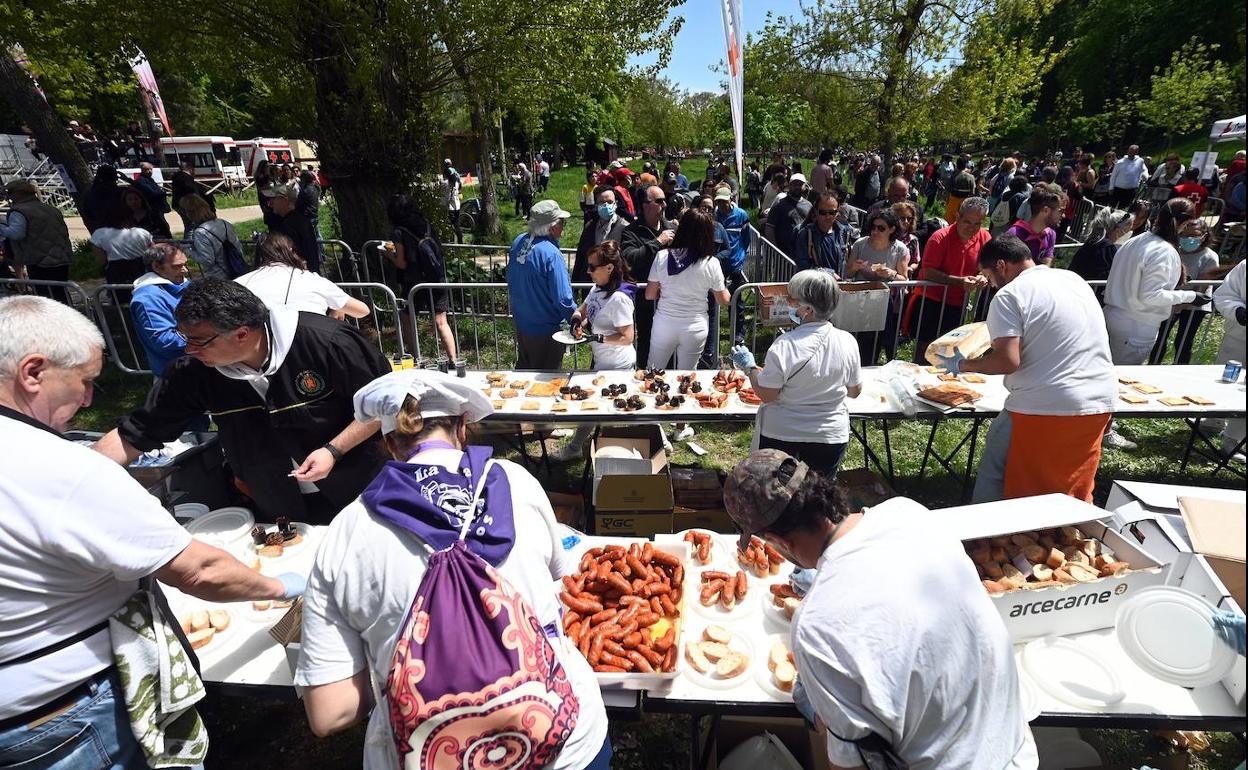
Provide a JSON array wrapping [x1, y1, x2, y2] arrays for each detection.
[[0, 137, 1245, 770]]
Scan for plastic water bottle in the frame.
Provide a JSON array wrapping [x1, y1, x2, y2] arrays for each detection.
[[886, 375, 918, 417]]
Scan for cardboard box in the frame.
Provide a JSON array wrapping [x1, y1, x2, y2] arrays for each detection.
[[673, 506, 735, 533], [699, 716, 828, 770], [591, 425, 673, 511], [836, 468, 894, 512], [592, 510, 673, 537], [1178, 496, 1246, 613], [674, 489, 726, 509], [939, 494, 1168, 640], [547, 491, 586, 529], [670, 467, 722, 491]]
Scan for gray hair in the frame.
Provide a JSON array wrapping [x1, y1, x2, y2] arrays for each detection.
[[787, 269, 841, 321], [529, 220, 557, 237], [1088, 207, 1133, 242], [959, 196, 990, 217], [142, 242, 183, 269], [0, 296, 104, 379]]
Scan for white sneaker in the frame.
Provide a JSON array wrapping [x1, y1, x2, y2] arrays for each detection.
[[674, 425, 695, 442], [1102, 430, 1138, 451], [549, 428, 573, 438]]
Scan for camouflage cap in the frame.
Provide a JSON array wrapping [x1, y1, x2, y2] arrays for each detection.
[[723, 449, 808, 550]]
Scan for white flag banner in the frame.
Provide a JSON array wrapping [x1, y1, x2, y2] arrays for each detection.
[[720, 0, 744, 185], [130, 49, 172, 136]]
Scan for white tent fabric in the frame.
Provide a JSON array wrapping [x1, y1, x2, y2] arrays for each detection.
[[1209, 115, 1245, 143]]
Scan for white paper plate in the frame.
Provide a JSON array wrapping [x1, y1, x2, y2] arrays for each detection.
[[1014, 652, 1043, 722], [1114, 585, 1238, 689], [1021, 636, 1125, 710], [674, 529, 737, 571], [185, 507, 255, 545], [689, 567, 760, 622], [761, 588, 799, 629], [176, 608, 237, 649], [247, 522, 313, 564], [681, 627, 755, 690], [243, 600, 296, 624], [551, 330, 590, 345], [753, 633, 796, 702]]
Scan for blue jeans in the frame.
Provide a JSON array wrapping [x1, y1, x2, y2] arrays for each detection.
[[0, 668, 160, 770], [583, 735, 612, 770]]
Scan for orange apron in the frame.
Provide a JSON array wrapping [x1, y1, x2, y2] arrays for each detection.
[[1004, 411, 1111, 502]]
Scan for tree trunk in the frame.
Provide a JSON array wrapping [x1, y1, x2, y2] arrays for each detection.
[[0, 54, 91, 204], [876, 0, 927, 165], [467, 92, 501, 239]]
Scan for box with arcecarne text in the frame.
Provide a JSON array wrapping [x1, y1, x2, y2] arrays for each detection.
[[936, 494, 1168, 641]]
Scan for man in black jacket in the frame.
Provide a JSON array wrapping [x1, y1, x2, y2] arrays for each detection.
[[264, 183, 321, 273], [132, 162, 172, 238], [620, 184, 675, 365], [572, 187, 628, 282], [94, 280, 390, 524]]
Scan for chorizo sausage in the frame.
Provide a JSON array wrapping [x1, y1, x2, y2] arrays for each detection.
[[560, 592, 603, 615], [626, 650, 654, 673], [634, 643, 664, 667], [661, 646, 677, 672], [734, 571, 748, 601], [650, 550, 681, 568], [701, 570, 731, 583], [652, 627, 676, 654], [649, 597, 663, 615], [623, 632, 643, 648], [606, 572, 633, 595], [595, 664, 627, 673], [598, 651, 634, 670], [626, 554, 650, 580], [659, 594, 678, 616], [634, 611, 661, 628], [763, 543, 784, 565], [603, 640, 628, 658], [697, 541, 711, 563], [644, 582, 671, 597], [588, 607, 618, 625]]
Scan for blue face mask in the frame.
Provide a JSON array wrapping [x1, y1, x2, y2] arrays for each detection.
[[788, 306, 804, 325], [1179, 235, 1202, 252], [598, 203, 615, 221]]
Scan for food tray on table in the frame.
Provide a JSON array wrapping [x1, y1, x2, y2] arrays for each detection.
[[558, 540, 687, 688], [475, 370, 761, 418], [682, 623, 756, 690]]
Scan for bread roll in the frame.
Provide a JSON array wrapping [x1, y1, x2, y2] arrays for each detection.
[[715, 651, 748, 678], [968, 547, 991, 565], [189, 610, 210, 632], [1037, 532, 1057, 549], [982, 579, 1007, 594], [703, 625, 732, 645], [258, 544, 284, 558], [685, 643, 712, 674], [989, 535, 1011, 548], [773, 661, 797, 692], [1045, 548, 1066, 569], [1067, 563, 1100, 583], [1099, 561, 1131, 577], [209, 610, 231, 632], [1062, 547, 1091, 566], [1031, 564, 1053, 582], [187, 628, 215, 649], [180, 617, 193, 634], [1059, 526, 1084, 545], [768, 641, 790, 672], [1021, 544, 1047, 564], [252, 600, 272, 611], [999, 564, 1026, 590], [701, 642, 730, 662], [1093, 554, 1112, 569], [983, 561, 1004, 579], [1079, 539, 1102, 558], [782, 597, 801, 619], [1010, 533, 1038, 548], [1022, 579, 1062, 590], [1053, 568, 1078, 585]]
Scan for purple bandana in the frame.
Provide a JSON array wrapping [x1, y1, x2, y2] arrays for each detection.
[[666, 247, 696, 275], [362, 444, 516, 565]]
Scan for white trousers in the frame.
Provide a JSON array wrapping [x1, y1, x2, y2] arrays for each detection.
[[648, 314, 708, 370], [1104, 306, 1160, 365]]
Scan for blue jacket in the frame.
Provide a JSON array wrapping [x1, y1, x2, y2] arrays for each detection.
[[795, 221, 852, 274], [506, 233, 575, 336], [715, 205, 752, 273], [130, 273, 188, 376]]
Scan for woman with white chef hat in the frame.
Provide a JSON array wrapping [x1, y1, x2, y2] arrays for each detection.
[[295, 370, 610, 770]]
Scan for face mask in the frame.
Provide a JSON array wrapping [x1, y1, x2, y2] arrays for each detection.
[[788, 306, 804, 325], [1179, 236, 1202, 252], [598, 203, 615, 221]]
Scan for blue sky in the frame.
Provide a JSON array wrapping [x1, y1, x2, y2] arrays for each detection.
[[630, 0, 806, 95]]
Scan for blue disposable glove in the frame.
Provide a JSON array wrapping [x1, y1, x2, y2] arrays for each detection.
[[789, 568, 816, 597], [931, 348, 966, 373], [1212, 609, 1246, 655], [277, 572, 307, 600], [730, 344, 757, 371], [792, 676, 817, 728]]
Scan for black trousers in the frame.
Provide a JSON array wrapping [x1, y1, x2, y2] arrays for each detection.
[[26, 264, 71, 304], [758, 434, 848, 481]]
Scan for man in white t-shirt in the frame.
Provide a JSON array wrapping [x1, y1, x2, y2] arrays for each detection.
[[1108, 144, 1148, 209], [0, 296, 303, 767], [722, 450, 1037, 770], [296, 371, 609, 770], [935, 235, 1117, 503]]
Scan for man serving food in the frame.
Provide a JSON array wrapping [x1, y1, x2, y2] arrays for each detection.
[[94, 279, 391, 524], [931, 235, 1117, 503]]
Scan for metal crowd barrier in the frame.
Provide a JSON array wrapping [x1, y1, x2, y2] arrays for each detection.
[[744, 224, 797, 284], [155, 237, 360, 284], [360, 239, 575, 286], [334, 282, 406, 359]]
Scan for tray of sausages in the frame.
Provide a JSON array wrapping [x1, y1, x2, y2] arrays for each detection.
[[559, 541, 686, 686]]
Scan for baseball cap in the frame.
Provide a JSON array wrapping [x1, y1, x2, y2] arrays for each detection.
[[723, 449, 809, 550], [714, 187, 732, 202], [788, 173, 808, 185], [443, 158, 452, 165], [665, 172, 678, 183], [528, 198, 572, 227], [261, 183, 298, 202]]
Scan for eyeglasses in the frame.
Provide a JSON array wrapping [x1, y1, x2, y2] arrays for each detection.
[[650, 197, 666, 204], [870, 223, 889, 232], [175, 330, 221, 349], [898, 216, 915, 221], [817, 209, 838, 216]]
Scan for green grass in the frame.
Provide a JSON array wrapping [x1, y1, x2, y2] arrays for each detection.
[[211, 189, 261, 210]]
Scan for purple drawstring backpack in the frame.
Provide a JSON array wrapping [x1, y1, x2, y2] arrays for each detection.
[[382, 458, 580, 769]]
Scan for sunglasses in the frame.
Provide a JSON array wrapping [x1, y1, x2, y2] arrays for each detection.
[[817, 209, 838, 216], [650, 197, 667, 204], [870, 223, 889, 232]]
